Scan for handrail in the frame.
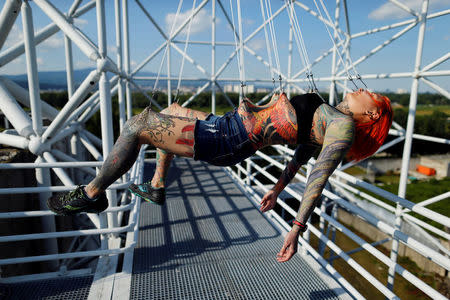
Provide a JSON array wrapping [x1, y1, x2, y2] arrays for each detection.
[[226, 146, 449, 299]]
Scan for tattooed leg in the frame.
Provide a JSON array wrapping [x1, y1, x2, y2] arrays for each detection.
[[85, 106, 199, 198], [150, 149, 174, 188], [148, 103, 209, 188], [86, 112, 145, 198]]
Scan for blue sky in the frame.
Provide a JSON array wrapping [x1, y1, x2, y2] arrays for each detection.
[[1, 0, 449, 93]]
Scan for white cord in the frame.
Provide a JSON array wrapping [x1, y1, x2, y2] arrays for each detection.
[[152, 0, 184, 99], [229, 0, 244, 90], [175, 0, 197, 100], [259, 0, 275, 83], [313, 0, 360, 85], [284, 0, 314, 90]]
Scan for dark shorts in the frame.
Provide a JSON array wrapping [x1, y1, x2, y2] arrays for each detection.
[[194, 110, 256, 166]]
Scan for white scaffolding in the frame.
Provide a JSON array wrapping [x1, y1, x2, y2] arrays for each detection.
[[0, 1, 448, 299]]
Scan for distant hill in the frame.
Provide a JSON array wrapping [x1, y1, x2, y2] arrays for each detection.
[[4, 68, 167, 90]]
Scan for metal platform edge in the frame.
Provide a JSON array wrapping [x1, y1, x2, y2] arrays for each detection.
[[224, 167, 355, 300]]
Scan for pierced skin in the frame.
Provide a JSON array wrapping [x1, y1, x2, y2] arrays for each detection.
[[84, 92, 357, 264], [237, 93, 298, 147]]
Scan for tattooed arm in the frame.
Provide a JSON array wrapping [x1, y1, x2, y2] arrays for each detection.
[[276, 115, 354, 263], [260, 144, 317, 212]]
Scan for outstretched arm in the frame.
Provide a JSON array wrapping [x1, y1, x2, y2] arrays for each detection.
[[277, 118, 354, 262], [260, 144, 316, 212]]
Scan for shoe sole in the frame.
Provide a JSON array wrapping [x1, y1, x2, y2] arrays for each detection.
[[128, 184, 164, 205]]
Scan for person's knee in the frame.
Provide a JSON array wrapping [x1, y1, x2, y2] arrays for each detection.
[[160, 102, 180, 115], [123, 106, 152, 137]]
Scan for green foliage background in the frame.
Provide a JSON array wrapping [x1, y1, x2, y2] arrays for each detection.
[[39, 90, 450, 155]]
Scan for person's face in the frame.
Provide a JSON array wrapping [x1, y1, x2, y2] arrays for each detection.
[[344, 89, 381, 124]]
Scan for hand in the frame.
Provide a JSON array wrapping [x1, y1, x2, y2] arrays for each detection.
[[276, 230, 299, 263], [260, 189, 278, 212]]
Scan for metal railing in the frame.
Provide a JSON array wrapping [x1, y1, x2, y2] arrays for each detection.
[[226, 145, 449, 300], [0, 146, 145, 283], [0, 0, 449, 299]]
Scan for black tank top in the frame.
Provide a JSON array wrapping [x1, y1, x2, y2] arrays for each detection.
[[290, 93, 324, 144]]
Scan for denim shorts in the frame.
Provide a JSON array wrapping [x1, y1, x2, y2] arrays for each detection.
[[194, 110, 256, 166]]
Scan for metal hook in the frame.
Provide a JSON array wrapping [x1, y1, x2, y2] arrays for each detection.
[[240, 81, 246, 97], [309, 73, 319, 93], [306, 72, 314, 93], [174, 89, 180, 104], [348, 75, 359, 90], [356, 74, 368, 89], [278, 75, 283, 92], [151, 90, 159, 107]]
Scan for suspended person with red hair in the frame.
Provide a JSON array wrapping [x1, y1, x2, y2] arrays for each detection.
[[48, 89, 392, 262]]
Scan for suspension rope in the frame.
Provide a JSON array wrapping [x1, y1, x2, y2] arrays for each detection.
[[229, 0, 246, 97], [265, 0, 282, 80], [284, 0, 316, 92], [152, 0, 184, 104], [313, 0, 367, 90], [175, 0, 197, 103], [259, 0, 275, 88]]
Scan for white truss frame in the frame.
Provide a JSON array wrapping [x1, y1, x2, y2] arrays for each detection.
[[0, 0, 448, 299]]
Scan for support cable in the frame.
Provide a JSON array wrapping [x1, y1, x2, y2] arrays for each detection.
[[313, 0, 367, 90], [284, 0, 316, 92], [151, 0, 184, 104], [259, 0, 275, 90], [175, 0, 197, 103], [265, 0, 282, 89], [229, 0, 246, 97]]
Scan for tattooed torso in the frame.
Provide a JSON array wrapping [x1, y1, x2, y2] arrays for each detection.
[[237, 93, 299, 148]]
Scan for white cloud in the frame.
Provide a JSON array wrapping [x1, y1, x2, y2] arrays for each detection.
[[131, 60, 137, 67], [108, 45, 118, 55], [369, 0, 450, 20], [74, 18, 88, 28], [37, 57, 44, 66], [245, 19, 255, 25], [41, 34, 63, 49], [3, 24, 23, 49], [165, 9, 215, 36], [75, 59, 96, 69], [248, 39, 265, 51]]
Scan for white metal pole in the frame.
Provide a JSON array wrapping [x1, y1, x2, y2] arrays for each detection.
[[97, 0, 118, 231], [211, 0, 216, 114], [22, 0, 43, 136], [391, 0, 429, 291], [33, 0, 100, 61], [167, 40, 172, 106], [0, 1, 96, 67], [328, 0, 340, 105], [287, 26, 293, 98], [35, 156, 59, 271], [0, 0, 21, 50], [114, 0, 126, 132], [41, 70, 100, 142], [64, 36, 75, 99], [237, 0, 245, 102], [0, 81, 34, 138], [99, 72, 118, 227], [0, 23, 59, 68], [122, 0, 132, 120]]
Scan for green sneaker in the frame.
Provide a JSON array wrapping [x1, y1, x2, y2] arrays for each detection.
[[128, 183, 165, 205], [47, 185, 108, 216]]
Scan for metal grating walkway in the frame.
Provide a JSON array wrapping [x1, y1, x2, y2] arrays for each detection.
[[0, 275, 93, 300], [129, 158, 344, 300]]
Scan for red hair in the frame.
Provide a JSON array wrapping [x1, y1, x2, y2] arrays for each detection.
[[346, 93, 393, 161]]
